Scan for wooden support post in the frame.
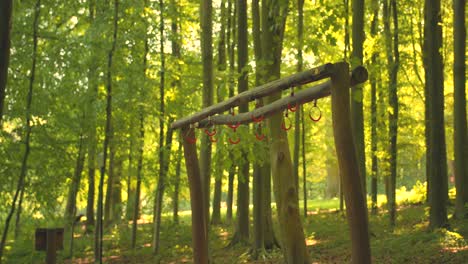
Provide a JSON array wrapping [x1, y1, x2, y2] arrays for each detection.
[[46, 229, 57, 264], [181, 127, 209, 264], [330, 62, 371, 264]]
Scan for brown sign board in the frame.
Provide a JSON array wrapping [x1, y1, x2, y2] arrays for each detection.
[[35, 228, 64, 251]]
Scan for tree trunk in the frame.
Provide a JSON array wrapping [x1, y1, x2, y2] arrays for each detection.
[[85, 0, 98, 230], [95, 1, 119, 262], [125, 129, 135, 221], [111, 157, 122, 222], [170, 5, 182, 224], [211, 163, 223, 225], [104, 138, 116, 225], [232, 0, 250, 245], [65, 134, 87, 224], [131, 113, 145, 249], [0, 0, 12, 124], [331, 62, 371, 264], [172, 144, 182, 224], [251, 2, 265, 253], [350, 0, 366, 196], [261, 0, 310, 262], [0, 1, 40, 261], [200, 0, 214, 235], [383, 0, 400, 228], [225, 0, 236, 224], [301, 106, 307, 217], [424, 0, 448, 229], [153, 125, 174, 253], [152, 0, 169, 254], [370, 0, 379, 215], [226, 166, 235, 222], [453, 0, 467, 219], [211, 0, 227, 226], [293, 0, 305, 200]]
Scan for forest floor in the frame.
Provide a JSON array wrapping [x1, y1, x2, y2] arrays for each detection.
[[4, 199, 468, 263]]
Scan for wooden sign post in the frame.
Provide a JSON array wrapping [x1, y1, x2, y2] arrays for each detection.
[[35, 228, 64, 264]]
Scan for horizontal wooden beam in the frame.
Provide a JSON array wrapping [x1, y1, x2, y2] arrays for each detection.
[[171, 63, 334, 129], [195, 66, 368, 128]]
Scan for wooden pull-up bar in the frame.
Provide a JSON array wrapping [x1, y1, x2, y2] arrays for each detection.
[[175, 62, 371, 264], [171, 63, 334, 130]]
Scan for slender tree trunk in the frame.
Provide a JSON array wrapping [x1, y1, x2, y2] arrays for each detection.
[[226, 166, 235, 222], [172, 144, 182, 224], [111, 158, 122, 221], [153, 126, 174, 253], [152, 0, 169, 254], [211, 0, 227, 226], [369, 0, 379, 215], [13, 188, 25, 240], [424, 0, 448, 229], [131, 113, 145, 249], [95, 1, 119, 262], [170, 1, 182, 224], [0, 0, 13, 124], [225, 0, 236, 224], [211, 163, 223, 225], [125, 129, 135, 220], [351, 0, 366, 196], [231, 0, 250, 245], [251, 0, 266, 245], [85, 0, 98, 230], [200, 0, 214, 235], [293, 0, 305, 200], [65, 134, 87, 224], [104, 137, 116, 225], [383, 0, 399, 228], [301, 106, 307, 217], [453, 0, 467, 219], [0, 1, 40, 261]]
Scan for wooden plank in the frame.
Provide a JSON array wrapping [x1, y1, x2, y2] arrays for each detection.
[[196, 66, 367, 128], [181, 127, 209, 264], [171, 63, 334, 129]]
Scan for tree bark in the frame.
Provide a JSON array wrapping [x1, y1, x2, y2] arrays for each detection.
[[232, 0, 250, 245], [383, 0, 400, 227], [331, 62, 371, 264], [211, 0, 227, 226], [200, 0, 214, 235], [85, 0, 98, 232], [172, 144, 182, 224], [225, 0, 236, 225], [261, 0, 310, 262], [152, 0, 170, 254], [370, 0, 379, 215], [131, 113, 145, 249], [104, 138, 116, 225], [424, 0, 448, 229], [0, 1, 40, 261], [0, 0, 13, 124], [153, 125, 174, 253], [95, 1, 119, 262], [351, 0, 366, 196], [65, 134, 87, 224], [293, 0, 305, 199], [453, 0, 467, 219], [170, 3, 182, 224]]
